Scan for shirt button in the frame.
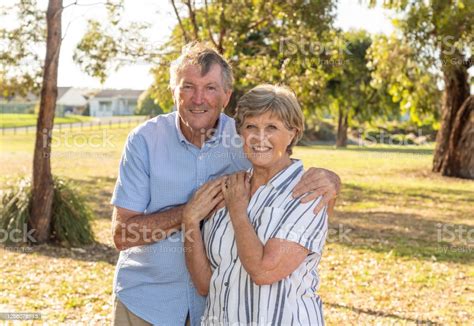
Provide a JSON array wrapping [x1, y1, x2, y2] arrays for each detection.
[[224, 282, 229, 286], [233, 259, 237, 263]]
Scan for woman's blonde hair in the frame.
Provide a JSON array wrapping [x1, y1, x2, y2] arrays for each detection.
[[234, 84, 304, 154]]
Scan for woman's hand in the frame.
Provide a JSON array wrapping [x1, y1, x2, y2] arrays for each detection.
[[182, 177, 224, 226], [221, 171, 251, 217]]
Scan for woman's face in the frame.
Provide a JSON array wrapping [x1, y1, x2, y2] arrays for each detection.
[[240, 111, 296, 170]]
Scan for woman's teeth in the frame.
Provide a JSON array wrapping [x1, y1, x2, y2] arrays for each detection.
[[252, 146, 272, 152]]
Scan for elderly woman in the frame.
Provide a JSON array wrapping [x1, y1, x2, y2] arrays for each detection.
[[183, 84, 328, 325]]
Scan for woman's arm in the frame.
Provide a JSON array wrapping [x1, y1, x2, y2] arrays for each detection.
[[222, 172, 311, 285], [182, 178, 224, 296], [230, 209, 309, 285], [183, 220, 212, 296]]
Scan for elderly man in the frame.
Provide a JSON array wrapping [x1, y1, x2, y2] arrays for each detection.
[[111, 42, 340, 326]]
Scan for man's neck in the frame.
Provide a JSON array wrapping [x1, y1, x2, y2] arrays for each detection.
[[180, 119, 219, 148]]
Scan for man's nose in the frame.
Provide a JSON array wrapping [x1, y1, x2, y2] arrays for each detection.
[[192, 88, 204, 105]]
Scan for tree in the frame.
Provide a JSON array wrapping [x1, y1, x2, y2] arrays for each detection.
[[0, 0, 97, 244], [441, 95, 473, 178], [29, 0, 63, 242], [326, 30, 399, 147], [135, 89, 164, 117], [367, 34, 441, 125], [369, 0, 473, 178]]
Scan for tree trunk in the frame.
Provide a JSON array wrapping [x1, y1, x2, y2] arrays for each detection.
[[440, 96, 474, 179], [336, 107, 348, 148], [30, 0, 62, 243], [432, 57, 470, 172]]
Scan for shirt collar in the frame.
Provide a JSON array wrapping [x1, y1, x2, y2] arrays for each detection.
[[248, 159, 303, 191], [174, 112, 226, 146]]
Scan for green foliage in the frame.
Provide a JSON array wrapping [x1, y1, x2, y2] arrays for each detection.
[[0, 178, 30, 245], [322, 30, 401, 145], [135, 89, 164, 116], [76, 0, 337, 114], [367, 0, 473, 123], [73, 0, 155, 84], [51, 178, 95, 246], [367, 34, 441, 124], [73, 20, 120, 84], [0, 0, 45, 97], [0, 177, 95, 246]]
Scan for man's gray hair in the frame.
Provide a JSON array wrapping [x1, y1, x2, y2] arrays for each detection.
[[169, 42, 234, 91]]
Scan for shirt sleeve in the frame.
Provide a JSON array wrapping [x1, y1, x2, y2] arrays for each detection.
[[270, 197, 328, 254], [110, 131, 151, 212]]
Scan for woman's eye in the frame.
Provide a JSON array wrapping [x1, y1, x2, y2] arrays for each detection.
[[268, 125, 277, 130], [245, 125, 256, 129]]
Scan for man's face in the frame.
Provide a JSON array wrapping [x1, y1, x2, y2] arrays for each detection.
[[173, 64, 232, 138]]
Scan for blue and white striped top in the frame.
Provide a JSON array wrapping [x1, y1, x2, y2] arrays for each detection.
[[201, 160, 329, 325]]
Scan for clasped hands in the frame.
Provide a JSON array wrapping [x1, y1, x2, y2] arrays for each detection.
[[182, 172, 250, 226]]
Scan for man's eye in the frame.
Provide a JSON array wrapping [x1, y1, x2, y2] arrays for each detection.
[[268, 125, 277, 130], [207, 86, 216, 91], [182, 85, 193, 89], [245, 125, 256, 129]]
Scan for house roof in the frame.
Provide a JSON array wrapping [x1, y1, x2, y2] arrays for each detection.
[[57, 87, 89, 106], [94, 89, 144, 98], [57, 87, 71, 99]]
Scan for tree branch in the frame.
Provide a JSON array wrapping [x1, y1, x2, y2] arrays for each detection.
[[170, 0, 189, 43], [217, 0, 227, 53], [184, 0, 199, 40], [203, 0, 218, 49]]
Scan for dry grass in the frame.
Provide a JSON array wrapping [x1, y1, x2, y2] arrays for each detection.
[[0, 127, 473, 324]]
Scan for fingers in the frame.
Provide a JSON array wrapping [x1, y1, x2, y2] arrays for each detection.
[[292, 174, 312, 198], [293, 168, 340, 199]]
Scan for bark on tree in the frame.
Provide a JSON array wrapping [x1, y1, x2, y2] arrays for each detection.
[[336, 108, 348, 148], [432, 55, 470, 173], [30, 0, 62, 243], [440, 96, 474, 179]]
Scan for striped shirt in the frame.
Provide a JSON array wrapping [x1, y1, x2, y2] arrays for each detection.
[[201, 160, 328, 326]]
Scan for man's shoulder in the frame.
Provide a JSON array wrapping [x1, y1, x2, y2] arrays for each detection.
[[129, 112, 177, 138], [219, 113, 238, 134]]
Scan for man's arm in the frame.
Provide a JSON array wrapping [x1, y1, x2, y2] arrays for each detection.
[[292, 167, 341, 215], [112, 205, 184, 250]]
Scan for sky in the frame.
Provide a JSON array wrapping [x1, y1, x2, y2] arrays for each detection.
[[8, 0, 395, 90]]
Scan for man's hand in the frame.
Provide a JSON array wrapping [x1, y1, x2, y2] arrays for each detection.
[[292, 167, 341, 214], [182, 178, 225, 226]]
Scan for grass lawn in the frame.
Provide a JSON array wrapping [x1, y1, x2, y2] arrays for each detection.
[[0, 114, 93, 128], [0, 126, 473, 324]]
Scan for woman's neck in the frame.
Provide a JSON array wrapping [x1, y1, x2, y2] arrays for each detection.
[[250, 158, 293, 194]]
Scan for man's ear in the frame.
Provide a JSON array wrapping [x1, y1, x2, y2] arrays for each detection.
[[171, 87, 177, 104], [223, 90, 233, 109]]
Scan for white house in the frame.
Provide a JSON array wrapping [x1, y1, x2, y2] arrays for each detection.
[[89, 89, 144, 117], [56, 87, 90, 116]]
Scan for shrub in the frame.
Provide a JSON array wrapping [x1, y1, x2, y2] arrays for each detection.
[[0, 177, 95, 246]]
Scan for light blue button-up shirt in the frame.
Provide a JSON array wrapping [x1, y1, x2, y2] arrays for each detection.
[[111, 112, 250, 325]]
